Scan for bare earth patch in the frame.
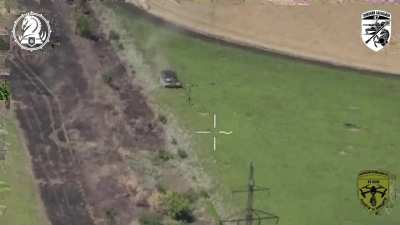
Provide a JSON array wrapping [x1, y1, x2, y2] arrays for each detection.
[[8, 0, 173, 225], [127, 0, 400, 75]]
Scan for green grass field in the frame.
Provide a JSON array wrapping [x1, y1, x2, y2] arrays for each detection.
[[0, 112, 47, 225], [106, 4, 400, 225], [0, 1, 46, 224]]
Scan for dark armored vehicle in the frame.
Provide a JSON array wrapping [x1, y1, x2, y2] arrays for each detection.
[[160, 70, 183, 88]]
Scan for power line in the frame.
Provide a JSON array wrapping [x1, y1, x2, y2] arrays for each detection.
[[219, 162, 279, 225]]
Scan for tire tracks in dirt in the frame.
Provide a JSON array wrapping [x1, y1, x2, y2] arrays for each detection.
[[10, 0, 166, 225], [10, 51, 96, 225]]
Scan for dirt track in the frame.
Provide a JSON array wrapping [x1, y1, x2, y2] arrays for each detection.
[[10, 1, 164, 225], [127, 0, 400, 75]]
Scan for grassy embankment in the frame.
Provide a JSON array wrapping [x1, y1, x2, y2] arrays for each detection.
[[0, 1, 48, 224], [0, 112, 48, 225]]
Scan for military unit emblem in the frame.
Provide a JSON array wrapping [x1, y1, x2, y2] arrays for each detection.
[[12, 11, 52, 51], [357, 170, 394, 214], [361, 10, 391, 52]]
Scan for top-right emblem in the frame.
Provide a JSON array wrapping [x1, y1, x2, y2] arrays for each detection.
[[361, 10, 391, 52]]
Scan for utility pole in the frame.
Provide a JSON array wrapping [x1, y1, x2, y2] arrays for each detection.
[[219, 162, 279, 225], [245, 162, 256, 225]]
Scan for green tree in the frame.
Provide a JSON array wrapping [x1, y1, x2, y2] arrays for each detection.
[[161, 192, 194, 223], [76, 15, 92, 38], [177, 149, 188, 159], [139, 212, 163, 225], [109, 30, 120, 41], [0, 37, 9, 50], [0, 80, 10, 101]]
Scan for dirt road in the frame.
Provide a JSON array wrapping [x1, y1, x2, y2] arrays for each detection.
[[11, 0, 164, 225], [127, 0, 400, 75]]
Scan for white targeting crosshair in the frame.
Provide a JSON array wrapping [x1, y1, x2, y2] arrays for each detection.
[[195, 113, 232, 151]]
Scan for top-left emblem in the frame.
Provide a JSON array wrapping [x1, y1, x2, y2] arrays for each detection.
[[12, 11, 52, 51]]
